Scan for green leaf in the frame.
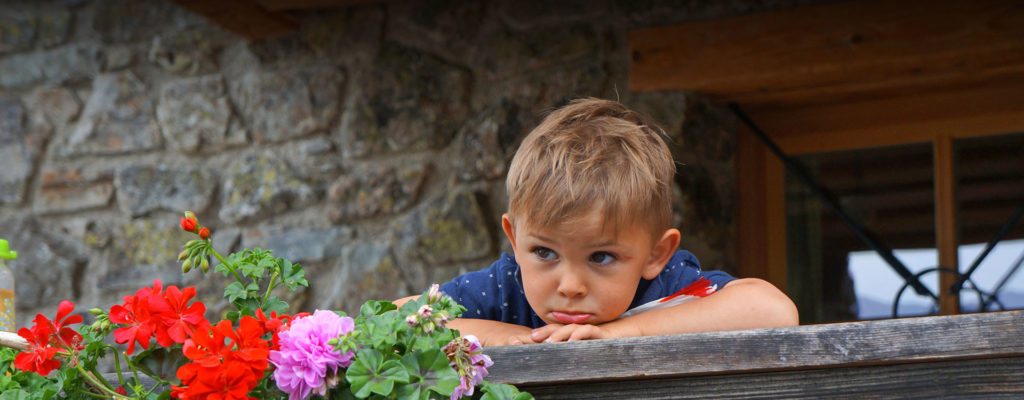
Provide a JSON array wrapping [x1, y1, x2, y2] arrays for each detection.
[[480, 382, 534, 400], [346, 349, 383, 398], [360, 300, 397, 318], [262, 297, 289, 314], [239, 262, 262, 279], [282, 260, 308, 290], [399, 350, 460, 399], [346, 350, 410, 399], [224, 281, 248, 303], [0, 390, 31, 400]]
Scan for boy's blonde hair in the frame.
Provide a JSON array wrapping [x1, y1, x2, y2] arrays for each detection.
[[506, 98, 675, 237]]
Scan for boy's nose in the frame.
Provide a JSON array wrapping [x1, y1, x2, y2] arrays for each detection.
[[557, 271, 588, 298]]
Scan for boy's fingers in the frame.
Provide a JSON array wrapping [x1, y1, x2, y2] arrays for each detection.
[[544, 324, 582, 342], [530, 323, 563, 341], [569, 326, 598, 341], [508, 334, 537, 345]]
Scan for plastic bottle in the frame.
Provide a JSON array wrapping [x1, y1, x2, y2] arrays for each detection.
[[0, 239, 17, 332]]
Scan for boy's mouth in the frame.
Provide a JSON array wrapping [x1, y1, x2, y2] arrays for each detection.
[[550, 311, 593, 324]]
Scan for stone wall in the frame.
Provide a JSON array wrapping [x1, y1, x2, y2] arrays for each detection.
[[0, 0, 804, 326]]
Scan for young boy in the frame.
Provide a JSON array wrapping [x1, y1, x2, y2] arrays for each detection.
[[399, 98, 797, 346]]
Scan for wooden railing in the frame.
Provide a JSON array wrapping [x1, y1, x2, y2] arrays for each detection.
[[485, 310, 1024, 399]]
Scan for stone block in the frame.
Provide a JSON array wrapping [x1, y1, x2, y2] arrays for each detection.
[[114, 165, 217, 217], [0, 96, 52, 204], [241, 225, 353, 264], [35, 8, 70, 48], [0, 12, 35, 54], [60, 71, 162, 157], [311, 238, 413, 313], [0, 44, 101, 88], [100, 217, 192, 291], [338, 43, 471, 158], [326, 163, 430, 222], [148, 29, 219, 75], [156, 75, 233, 152], [34, 167, 114, 213], [24, 86, 81, 127], [230, 67, 343, 143], [393, 190, 494, 266], [219, 151, 316, 224], [0, 217, 86, 327], [451, 102, 525, 182], [92, 0, 197, 43]]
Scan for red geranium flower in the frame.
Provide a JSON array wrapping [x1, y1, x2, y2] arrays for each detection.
[[14, 300, 84, 375], [110, 281, 162, 355], [110, 280, 209, 355], [148, 285, 208, 346], [172, 316, 270, 400], [254, 309, 307, 350], [197, 227, 210, 240]]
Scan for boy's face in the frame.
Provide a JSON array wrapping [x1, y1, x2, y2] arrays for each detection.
[[502, 209, 679, 326]]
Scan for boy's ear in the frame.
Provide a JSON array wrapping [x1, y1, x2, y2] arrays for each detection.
[[501, 213, 517, 250], [642, 228, 681, 280]]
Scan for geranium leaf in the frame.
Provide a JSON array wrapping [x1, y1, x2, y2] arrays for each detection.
[[480, 382, 534, 400], [399, 350, 459, 398], [360, 300, 397, 318], [346, 349, 384, 398], [224, 281, 248, 303], [262, 297, 289, 314], [282, 261, 308, 290], [239, 262, 262, 279]]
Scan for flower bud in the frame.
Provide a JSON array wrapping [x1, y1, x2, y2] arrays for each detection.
[[177, 249, 189, 261], [406, 314, 418, 327], [180, 217, 198, 233], [418, 304, 433, 318], [428, 283, 442, 303], [200, 257, 210, 273], [198, 227, 211, 240], [182, 259, 193, 273], [88, 308, 104, 316]]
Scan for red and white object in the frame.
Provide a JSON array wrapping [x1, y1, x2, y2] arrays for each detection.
[[619, 277, 717, 318]]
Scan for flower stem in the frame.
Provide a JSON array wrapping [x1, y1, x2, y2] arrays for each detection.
[[76, 365, 129, 399], [261, 270, 279, 307], [210, 245, 244, 283], [112, 346, 126, 388]]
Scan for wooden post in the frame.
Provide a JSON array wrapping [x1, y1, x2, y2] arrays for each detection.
[[934, 136, 960, 314]]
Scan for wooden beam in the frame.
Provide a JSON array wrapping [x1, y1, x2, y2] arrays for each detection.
[[629, 0, 1024, 107], [736, 124, 788, 293], [172, 0, 297, 40], [934, 136, 960, 315], [746, 78, 1024, 155], [486, 311, 1024, 385], [253, 0, 385, 11]]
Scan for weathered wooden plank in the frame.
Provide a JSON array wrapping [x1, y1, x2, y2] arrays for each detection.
[[486, 311, 1024, 385], [629, 0, 1024, 107], [745, 78, 1024, 155], [519, 356, 1024, 399]]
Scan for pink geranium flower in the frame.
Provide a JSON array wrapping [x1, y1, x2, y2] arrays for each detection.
[[270, 310, 355, 400]]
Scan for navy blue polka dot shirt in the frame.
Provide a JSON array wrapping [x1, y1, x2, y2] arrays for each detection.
[[440, 250, 736, 328]]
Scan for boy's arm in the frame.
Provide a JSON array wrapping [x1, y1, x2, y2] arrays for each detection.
[[394, 296, 535, 346], [531, 278, 798, 342]]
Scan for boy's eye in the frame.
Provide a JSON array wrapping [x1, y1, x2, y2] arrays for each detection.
[[590, 251, 616, 265], [532, 247, 557, 261]]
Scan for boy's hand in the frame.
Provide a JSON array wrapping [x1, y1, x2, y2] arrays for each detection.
[[528, 323, 627, 343]]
